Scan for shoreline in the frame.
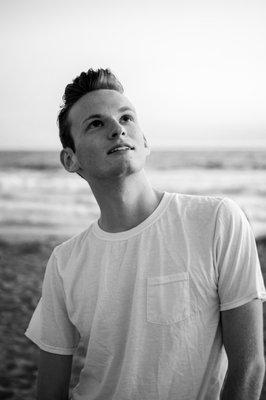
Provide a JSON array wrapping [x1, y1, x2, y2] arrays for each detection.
[[1, 232, 266, 399]]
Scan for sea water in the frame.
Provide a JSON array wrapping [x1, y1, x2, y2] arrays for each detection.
[[0, 149, 265, 238]]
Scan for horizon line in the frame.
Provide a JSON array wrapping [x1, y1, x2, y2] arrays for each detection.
[[1, 145, 266, 152]]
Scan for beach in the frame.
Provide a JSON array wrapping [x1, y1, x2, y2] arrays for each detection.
[[1, 149, 266, 399], [0, 233, 265, 399]]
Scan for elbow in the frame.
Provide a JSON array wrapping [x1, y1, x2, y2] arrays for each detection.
[[248, 358, 266, 392], [254, 357, 266, 377], [250, 355, 265, 374], [228, 356, 265, 380]]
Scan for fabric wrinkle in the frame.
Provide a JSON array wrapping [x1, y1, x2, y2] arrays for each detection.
[[25, 192, 266, 400]]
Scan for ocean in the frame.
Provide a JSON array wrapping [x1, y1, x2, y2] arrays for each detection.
[[0, 149, 266, 238]]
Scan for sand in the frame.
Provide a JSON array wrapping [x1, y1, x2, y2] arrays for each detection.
[[1, 234, 266, 399]]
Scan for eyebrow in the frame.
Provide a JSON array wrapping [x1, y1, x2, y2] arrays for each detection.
[[82, 106, 136, 125]]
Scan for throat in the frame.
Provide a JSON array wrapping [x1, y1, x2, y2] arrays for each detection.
[[97, 188, 164, 233]]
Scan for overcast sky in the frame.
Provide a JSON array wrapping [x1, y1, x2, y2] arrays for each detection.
[[1, 0, 266, 150]]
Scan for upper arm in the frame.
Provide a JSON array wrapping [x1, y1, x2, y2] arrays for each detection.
[[221, 299, 265, 370], [37, 349, 73, 400]]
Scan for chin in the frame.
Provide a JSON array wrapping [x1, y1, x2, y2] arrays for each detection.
[[110, 164, 140, 178], [87, 154, 147, 180], [106, 161, 145, 179]]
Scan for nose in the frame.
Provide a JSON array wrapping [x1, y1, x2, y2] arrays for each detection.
[[108, 119, 126, 140]]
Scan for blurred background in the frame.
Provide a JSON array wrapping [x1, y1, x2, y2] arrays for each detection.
[[0, 0, 266, 399]]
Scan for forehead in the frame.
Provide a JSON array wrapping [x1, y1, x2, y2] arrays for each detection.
[[68, 89, 135, 127]]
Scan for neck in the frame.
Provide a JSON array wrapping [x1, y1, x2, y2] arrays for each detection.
[[88, 170, 164, 233]]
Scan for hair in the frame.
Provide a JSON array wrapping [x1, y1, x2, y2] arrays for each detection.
[[57, 68, 124, 152]]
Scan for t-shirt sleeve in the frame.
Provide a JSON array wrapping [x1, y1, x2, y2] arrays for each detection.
[[25, 250, 80, 355], [213, 197, 266, 311]]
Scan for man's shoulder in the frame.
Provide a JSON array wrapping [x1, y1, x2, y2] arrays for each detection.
[[172, 193, 246, 228], [173, 192, 225, 213], [53, 222, 96, 259], [168, 192, 242, 228]]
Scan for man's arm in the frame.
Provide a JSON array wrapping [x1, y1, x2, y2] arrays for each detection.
[[37, 349, 73, 400], [220, 299, 265, 400]]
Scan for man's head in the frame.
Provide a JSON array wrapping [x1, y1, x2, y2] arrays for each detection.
[[58, 68, 124, 153], [58, 69, 150, 182]]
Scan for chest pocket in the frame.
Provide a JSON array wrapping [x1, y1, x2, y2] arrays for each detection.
[[147, 272, 191, 325]]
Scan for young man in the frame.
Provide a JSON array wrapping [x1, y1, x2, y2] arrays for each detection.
[[25, 68, 266, 400]]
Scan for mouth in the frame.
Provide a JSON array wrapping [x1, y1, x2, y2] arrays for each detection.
[[107, 144, 135, 155]]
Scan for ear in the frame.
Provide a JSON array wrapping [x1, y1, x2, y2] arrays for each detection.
[[143, 135, 151, 156], [60, 147, 81, 173]]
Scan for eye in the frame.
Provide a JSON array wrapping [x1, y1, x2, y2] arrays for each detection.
[[87, 120, 103, 130], [121, 114, 134, 123]]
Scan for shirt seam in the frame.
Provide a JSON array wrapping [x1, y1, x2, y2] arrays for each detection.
[[92, 192, 176, 241], [25, 330, 77, 354], [212, 197, 230, 282], [220, 291, 266, 310], [52, 250, 68, 303]]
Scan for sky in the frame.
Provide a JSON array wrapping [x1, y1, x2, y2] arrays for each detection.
[[1, 0, 266, 150]]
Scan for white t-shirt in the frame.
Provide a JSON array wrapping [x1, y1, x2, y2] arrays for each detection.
[[25, 192, 266, 400]]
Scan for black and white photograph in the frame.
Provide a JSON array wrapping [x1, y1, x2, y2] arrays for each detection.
[[1, 1, 266, 399]]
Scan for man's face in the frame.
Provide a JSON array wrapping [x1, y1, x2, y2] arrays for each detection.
[[67, 89, 150, 181]]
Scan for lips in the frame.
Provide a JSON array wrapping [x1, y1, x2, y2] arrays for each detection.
[[107, 143, 135, 155]]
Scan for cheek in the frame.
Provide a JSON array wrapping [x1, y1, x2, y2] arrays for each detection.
[[76, 143, 102, 168]]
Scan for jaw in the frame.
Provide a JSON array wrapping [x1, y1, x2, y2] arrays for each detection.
[[88, 152, 147, 183], [77, 143, 149, 182]]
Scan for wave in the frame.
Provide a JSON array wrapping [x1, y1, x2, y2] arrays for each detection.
[[1, 150, 266, 170]]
